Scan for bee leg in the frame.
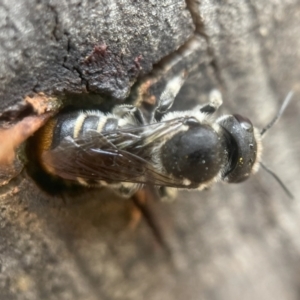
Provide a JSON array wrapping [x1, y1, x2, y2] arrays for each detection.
[[152, 71, 188, 123], [131, 187, 171, 254], [158, 186, 178, 203], [109, 182, 140, 198], [199, 89, 223, 114], [155, 70, 188, 114], [128, 202, 143, 231], [112, 105, 147, 125]]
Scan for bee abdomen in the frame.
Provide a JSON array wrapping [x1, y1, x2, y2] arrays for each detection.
[[49, 111, 120, 148], [57, 112, 101, 142]]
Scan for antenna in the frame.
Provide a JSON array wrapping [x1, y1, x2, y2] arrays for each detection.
[[259, 91, 294, 199], [260, 91, 294, 136], [260, 162, 294, 199]]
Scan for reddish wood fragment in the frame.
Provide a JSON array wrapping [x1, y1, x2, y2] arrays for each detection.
[[0, 113, 51, 166], [24, 93, 56, 115]]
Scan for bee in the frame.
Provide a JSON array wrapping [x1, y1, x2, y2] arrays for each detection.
[[30, 88, 293, 200]]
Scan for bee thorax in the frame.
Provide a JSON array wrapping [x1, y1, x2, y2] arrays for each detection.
[[160, 124, 227, 185]]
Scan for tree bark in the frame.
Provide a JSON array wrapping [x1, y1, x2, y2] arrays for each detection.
[[0, 0, 300, 299]]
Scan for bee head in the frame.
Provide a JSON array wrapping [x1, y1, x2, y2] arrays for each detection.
[[217, 114, 262, 183]]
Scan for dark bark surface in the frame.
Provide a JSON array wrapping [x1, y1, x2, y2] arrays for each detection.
[[0, 1, 300, 299]]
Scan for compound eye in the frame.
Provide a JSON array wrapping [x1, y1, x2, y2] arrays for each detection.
[[233, 114, 253, 132]]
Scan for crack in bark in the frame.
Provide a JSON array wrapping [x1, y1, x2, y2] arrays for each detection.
[[184, 0, 225, 89], [246, 0, 277, 94], [47, 4, 87, 93], [47, 4, 60, 42], [73, 66, 88, 91]]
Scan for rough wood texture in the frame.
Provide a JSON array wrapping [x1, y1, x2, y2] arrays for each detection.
[[0, 0, 299, 299]]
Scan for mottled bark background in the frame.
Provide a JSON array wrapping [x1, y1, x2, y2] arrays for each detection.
[[0, 0, 300, 299]]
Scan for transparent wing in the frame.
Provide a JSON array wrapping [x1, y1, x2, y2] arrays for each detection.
[[42, 118, 190, 187]]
